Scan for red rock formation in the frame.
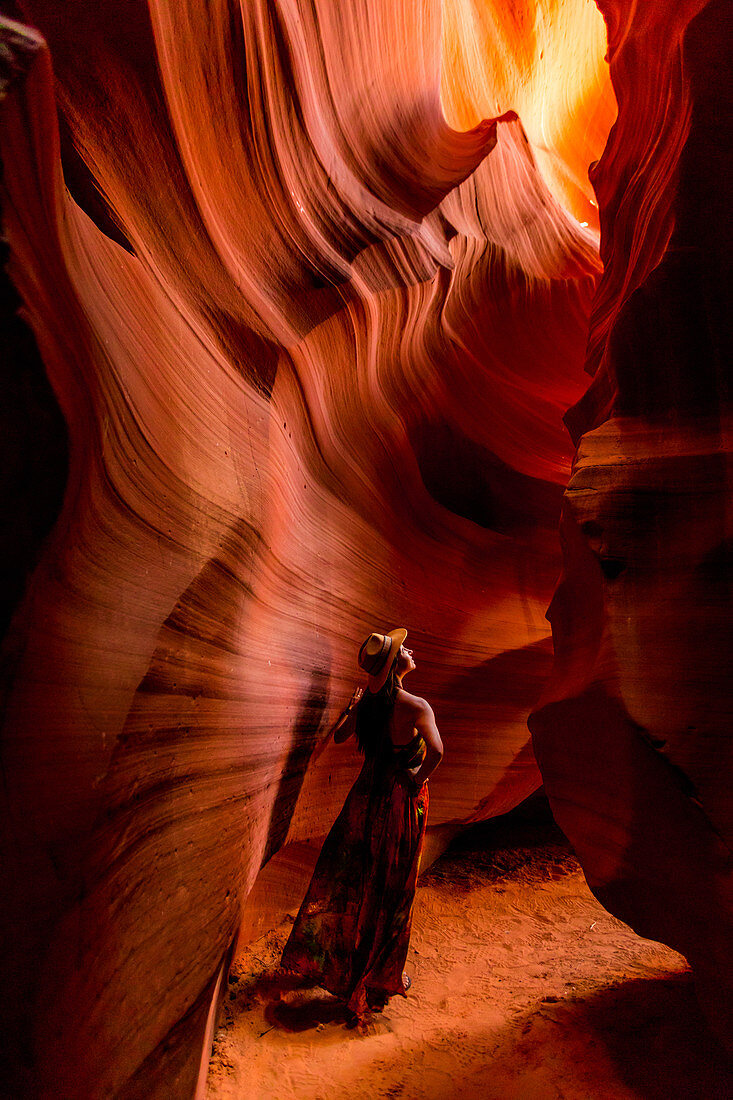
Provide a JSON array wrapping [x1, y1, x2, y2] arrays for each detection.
[[0, 2, 615, 1095], [530, 0, 733, 1053]]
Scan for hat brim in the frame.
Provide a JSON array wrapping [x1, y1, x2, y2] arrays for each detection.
[[366, 627, 407, 692]]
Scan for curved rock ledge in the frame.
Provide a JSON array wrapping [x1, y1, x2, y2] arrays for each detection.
[[531, 0, 732, 1053], [0, 2, 655, 1095]]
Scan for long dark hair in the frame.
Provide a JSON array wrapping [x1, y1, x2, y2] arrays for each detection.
[[354, 661, 399, 759]]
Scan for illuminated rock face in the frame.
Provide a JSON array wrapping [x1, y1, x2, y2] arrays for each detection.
[[1, 1, 615, 1095], [530, 0, 733, 1052]]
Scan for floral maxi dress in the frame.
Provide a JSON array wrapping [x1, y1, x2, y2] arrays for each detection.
[[280, 726, 429, 1018]]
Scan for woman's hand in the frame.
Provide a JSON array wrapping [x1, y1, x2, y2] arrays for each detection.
[[339, 686, 363, 726], [400, 766, 422, 795], [332, 686, 364, 742]]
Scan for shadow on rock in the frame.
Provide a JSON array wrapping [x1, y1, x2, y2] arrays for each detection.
[[482, 972, 733, 1100], [581, 972, 732, 1099]]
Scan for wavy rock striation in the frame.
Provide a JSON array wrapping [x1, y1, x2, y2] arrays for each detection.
[[530, 0, 732, 1052], [0, 2, 616, 1095]]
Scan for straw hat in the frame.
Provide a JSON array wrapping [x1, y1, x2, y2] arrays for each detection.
[[358, 627, 407, 692]]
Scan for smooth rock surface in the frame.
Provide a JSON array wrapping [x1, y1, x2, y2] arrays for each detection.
[[530, 0, 733, 1052], [4, 0, 730, 1088]]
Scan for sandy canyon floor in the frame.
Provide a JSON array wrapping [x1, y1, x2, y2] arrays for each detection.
[[206, 811, 732, 1099]]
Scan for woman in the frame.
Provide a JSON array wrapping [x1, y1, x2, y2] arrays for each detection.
[[280, 628, 444, 1023]]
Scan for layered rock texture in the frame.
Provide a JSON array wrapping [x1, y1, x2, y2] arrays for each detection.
[[530, 0, 733, 1056], [0, 0, 728, 1095]]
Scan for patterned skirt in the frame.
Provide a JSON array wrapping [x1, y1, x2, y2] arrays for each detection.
[[280, 752, 429, 1018]]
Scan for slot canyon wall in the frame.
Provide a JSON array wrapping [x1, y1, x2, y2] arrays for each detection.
[[529, 0, 733, 1056], [0, 1, 728, 1097]]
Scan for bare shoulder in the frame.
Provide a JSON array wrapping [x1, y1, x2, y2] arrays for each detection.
[[396, 689, 434, 716]]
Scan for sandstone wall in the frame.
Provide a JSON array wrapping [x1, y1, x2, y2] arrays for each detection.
[[530, 0, 732, 1053]]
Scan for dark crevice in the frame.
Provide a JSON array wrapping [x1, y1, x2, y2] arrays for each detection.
[[410, 418, 565, 535], [57, 112, 135, 254], [0, 220, 69, 643]]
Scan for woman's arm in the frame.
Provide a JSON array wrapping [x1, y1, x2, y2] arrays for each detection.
[[332, 687, 363, 743], [406, 699, 443, 789]]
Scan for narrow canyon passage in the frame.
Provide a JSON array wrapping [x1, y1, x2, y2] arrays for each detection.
[[0, 0, 730, 1094], [206, 803, 732, 1100]]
